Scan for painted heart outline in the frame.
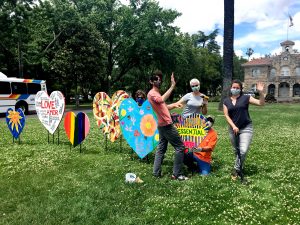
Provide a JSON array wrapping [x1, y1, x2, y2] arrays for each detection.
[[64, 112, 90, 147], [6, 108, 26, 139], [119, 98, 159, 159], [35, 91, 65, 134], [93, 90, 129, 142]]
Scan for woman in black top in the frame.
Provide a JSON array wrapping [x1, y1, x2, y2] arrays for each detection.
[[223, 80, 265, 182]]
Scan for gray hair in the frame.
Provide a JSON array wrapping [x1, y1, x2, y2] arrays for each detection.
[[190, 78, 200, 86]]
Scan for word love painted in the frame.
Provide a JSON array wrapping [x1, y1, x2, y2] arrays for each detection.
[[35, 91, 65, 134], [40, 100, 59, 115]]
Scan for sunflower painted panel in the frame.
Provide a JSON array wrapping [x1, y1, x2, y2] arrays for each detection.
[[119, 98, 159, 158], [6, 108, 26, 139]]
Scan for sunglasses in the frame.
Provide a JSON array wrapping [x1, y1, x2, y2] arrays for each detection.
[[191, 85, 199, 88]]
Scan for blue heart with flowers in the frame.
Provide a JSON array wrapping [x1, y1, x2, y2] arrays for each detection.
[[6, 108, 26, 139], [119, 98, 159, 159]]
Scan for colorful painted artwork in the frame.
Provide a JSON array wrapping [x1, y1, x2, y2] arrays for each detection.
[[64, 112, 90, 147], [119, 98, 159, 159], [6, 108, 26, 139], [93, 90, 129, 142], [172, 113, 209, 148], [35, 91, 65, 134]]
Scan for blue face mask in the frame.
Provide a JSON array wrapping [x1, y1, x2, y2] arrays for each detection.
[[231, 88, 241, 96], [136, 97, 145, 106]]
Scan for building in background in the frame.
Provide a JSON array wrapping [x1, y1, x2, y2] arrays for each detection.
[[242, 40, 300, 102]]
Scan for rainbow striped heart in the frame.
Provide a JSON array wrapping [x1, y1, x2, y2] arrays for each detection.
[[64, 112, 90, 147]]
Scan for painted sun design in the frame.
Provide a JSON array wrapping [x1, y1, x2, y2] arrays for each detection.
[[7, 110, 23, 133]]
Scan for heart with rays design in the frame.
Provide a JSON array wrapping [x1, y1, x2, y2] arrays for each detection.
[[93, 90, 129, 142]]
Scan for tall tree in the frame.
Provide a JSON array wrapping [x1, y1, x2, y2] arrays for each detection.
[[219, 0, 234, 110]]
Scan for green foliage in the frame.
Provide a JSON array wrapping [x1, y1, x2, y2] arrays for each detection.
[[0, 103, 300, 224]]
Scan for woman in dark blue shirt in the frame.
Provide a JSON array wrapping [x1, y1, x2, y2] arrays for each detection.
[[223, 80, 265, 182]]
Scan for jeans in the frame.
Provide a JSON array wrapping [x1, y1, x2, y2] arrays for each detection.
[[184, 152, 211, 175], [229, 123, 253, 172], [153, 124, 185, 177]]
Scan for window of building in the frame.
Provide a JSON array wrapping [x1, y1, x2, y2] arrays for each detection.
[[280, 66, 290, 76], [294, 84, 300, 96], [268, 84, 275, 95], [252, 68, 260, 77], [270, 68, 276, 77], [295, 67, 300, 76]]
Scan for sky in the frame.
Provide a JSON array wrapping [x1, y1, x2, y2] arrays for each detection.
[[123, 0, 300, 59], [156, 0, 300, 59]]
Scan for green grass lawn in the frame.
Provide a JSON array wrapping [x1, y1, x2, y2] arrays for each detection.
[[0, 102, 299, 225]]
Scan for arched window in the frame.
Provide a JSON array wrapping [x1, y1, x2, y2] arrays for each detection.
[[293, 83, 300, 96], [281, 66, 290, 76], [279, 82, 290, 97], [268, 84, 275, 95]]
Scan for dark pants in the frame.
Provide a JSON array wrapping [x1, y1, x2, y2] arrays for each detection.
[[153, 124, 185, 177]]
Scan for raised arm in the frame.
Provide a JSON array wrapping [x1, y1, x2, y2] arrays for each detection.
[[249, 82, 265, 106], [161, 72, 176, 102]]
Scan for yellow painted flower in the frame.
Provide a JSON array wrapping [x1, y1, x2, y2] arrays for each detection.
[[7, 110, 23, 133], [140, 114, 157, 137], [121, 109, 126, 117]]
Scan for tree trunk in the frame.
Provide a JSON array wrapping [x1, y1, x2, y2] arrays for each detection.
[[218, 0, 234, 111]]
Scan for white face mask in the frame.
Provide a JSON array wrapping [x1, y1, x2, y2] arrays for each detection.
[[230, 88, 241, 96], [191, 85, 200, 92]]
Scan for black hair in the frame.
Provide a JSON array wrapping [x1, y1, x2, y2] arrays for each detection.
[[150, 70, 163, 82]]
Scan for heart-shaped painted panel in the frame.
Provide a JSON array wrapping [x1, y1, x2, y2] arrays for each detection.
[[119, 98, 159, 159], [172, 113, 209, 148], [93, 90, 129, 142], [35, 91, 65, 134], [64, 112, 90, 147], [6, 108, 26, 139]]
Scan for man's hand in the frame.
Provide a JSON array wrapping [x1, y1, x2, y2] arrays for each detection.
[[171, 72, 176, 87], [191, 147, 202, 152]]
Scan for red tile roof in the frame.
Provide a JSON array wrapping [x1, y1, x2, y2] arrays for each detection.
[[242, 58, 272, 67]]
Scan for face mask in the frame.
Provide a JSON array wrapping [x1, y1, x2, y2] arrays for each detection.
[[136, 97, 144, 106], [153, 80, 161, 88], [207, 121, 213, 128], [191, 85, 200, 92], [230, 88, 241, 96]]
